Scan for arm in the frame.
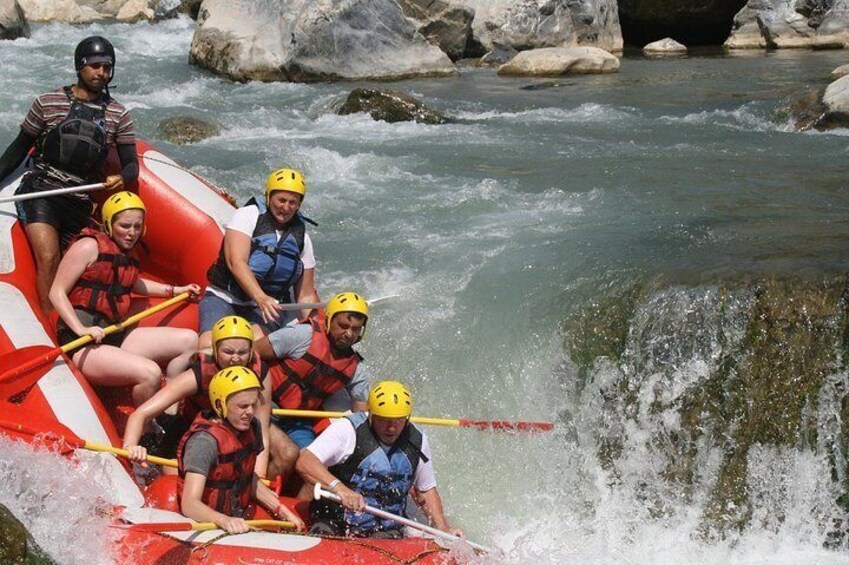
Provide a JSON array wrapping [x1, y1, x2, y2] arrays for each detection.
[[0, 129, 36, 182], [415, 487, 461, 535], [253, 336, 278, 363], [123, 370, 199, 462], [223, 229, 282, 324], [346, 363, 369, 412], [293, 267, 318, 320], [131, 278, 200, 298], [181, 472, 251, 534], [251, 477, 305, 531], [101, 143, 139, 192], [295, 449, 365, 512], [49, 239, 104, 342], [253, 374, 273, 478]]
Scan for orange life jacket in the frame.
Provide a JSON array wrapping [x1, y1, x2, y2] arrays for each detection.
[[271, 313, 361, 410], [177, 411, 263, 518], [179, 353, 268, 423], [67, 227, 139, 323]]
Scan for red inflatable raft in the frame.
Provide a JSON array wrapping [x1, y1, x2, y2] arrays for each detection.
[[0, 141, 466, 564]]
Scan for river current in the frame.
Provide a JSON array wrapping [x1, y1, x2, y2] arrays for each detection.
[[1, 17, 849, 565]]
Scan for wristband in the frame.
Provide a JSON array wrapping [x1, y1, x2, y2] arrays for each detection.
[[328, 479, 340, 491]]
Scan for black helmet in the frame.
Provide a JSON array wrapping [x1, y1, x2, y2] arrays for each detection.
[[74, 36, 115, 78]]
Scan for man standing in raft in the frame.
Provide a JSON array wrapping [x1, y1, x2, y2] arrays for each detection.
[[49, 192, 199, 407], [178, 366, 305, 534], [0, 36, 137, 313], [200, 168, 319, 348], [123, 315, 299, 479], [253, 291, 371, 478], [296, 381, 461, 539]]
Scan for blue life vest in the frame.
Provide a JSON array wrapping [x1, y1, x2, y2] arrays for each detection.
[[311, 412, 429, 535], [207, 198, 315, 302]]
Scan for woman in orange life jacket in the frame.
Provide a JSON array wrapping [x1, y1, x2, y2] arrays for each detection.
[[123, 315, 299, 478], [49, 191, 200, 407], [253, 291, 371, 480], [177, 366, 306, 534]]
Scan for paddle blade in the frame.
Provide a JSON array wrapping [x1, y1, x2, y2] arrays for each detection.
[[0, 417, 84, 454], [459, 419, 555, 433], [0, 345, 62, 402]]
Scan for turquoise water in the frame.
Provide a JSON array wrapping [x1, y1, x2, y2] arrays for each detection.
[[2, 18, 849, 564]]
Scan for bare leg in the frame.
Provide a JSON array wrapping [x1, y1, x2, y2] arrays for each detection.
[[122, 327, 198, 377], [267, 424, 300, 481], [24, 222, 60, 314], [72, 345, 162, 406], [197, 330, 211, 350]]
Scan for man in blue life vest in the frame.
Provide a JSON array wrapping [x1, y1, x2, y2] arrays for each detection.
[[0, 36, 138, 313], [295, 381, 462, 539]]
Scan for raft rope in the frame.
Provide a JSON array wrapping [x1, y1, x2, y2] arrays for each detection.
[[140, 154, 237, 207], [154, 528, 448, 564]]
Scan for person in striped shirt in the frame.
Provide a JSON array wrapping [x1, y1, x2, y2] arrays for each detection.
[[0, 36, 138, 313]]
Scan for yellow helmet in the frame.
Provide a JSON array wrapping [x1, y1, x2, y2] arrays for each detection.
[[101, 191, 145, 236], [368, 381, 413, 419], [265, 168, 306, 202], [208, 366, 261, 419], [325, 291, 369, 342], [211, 316, 254, 365]]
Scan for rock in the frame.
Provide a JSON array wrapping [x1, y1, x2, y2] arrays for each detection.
[[190, 0, 457, 83], [787, 80, 849, 131], [0, 0, 29, 40], [157, 116, 220, 145], [116, 0, 153, 21], [0, 504, 56, 564], [456, 0, 621, 56], [338, 88, 446, 124], [813, 0, 849, 48], [829, 63, 849, 80], [619, 0, 746, 46], [17, 0, 102, 22], [476, 44, 518, 66], [396, 0, 474, 61], [822, 74, 849, 124], [757, 0, 814, 48], [787, 88, 828, 130], [643, 37, 687, 55], [724, 4, 767, 48], [497, 46, 619, 76]]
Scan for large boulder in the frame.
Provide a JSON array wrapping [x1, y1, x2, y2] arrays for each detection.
[[0, 0, 29, 40], [338, 88, 446, 124], [455, 0, 621, 56], [619, 0, 746, 45], [17, 0, 102, 22], [788, 77, 849, 130], [497, 46, 619, 76], [643, 37, 687, 55], [829, 63, 849, 80], [0, 504, 56, 564], [190, 0, 457, 82], [395, 0, 474, 61], [822, 73, 849, 124], [726, 0, 849, 49]]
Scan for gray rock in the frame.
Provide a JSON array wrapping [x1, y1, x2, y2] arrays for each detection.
[[823, 73, 849, 116], [643, 37, 687, 54], [724, 4, 766, 48], [727, 0, 849, 49], [338, 88, 446, 124], [476, 44, 518, 66], [17, 0, 102, 22], [814, 0, 849, 48], [787, 81, 849, 131], [497, 46, 620, 76], [157, 116, 220, 144], [0, 0, 29, 40], [756, 0, 814, 48], [396, 0, 474, 60], [190, 0, 457, 83], [456, 0, 621, 55], [829, 63, 849, 80], [787, 88, 828, 130], [0, 504, 56, 565]]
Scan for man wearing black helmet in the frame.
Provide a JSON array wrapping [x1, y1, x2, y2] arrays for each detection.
[[0, 36, 138, 313]]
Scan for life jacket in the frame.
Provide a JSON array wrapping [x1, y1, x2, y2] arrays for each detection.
[[35, 87, 110, 183], [207, 198, 315, 302], [271, 313, 362, 410], [179, 353, 268, 423], [67, 227, 140, 323], [310, 412, 428, 534], [176, 411, 263, 518]]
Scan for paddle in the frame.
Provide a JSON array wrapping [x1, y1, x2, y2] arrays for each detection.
[[272, 409, 555, 433], [313, 484, 492, 553], [122, 519, 295, 533], [277, 293, 400, 311], [0, 292, 192, 402], [0, 182, 105, 204]]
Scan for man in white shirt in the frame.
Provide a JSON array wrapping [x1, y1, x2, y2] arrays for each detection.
[[295, 381, 462, 539]]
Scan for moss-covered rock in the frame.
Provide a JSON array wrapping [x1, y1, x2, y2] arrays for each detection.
[[157, 116, 220, 145], [338, 88, 446, 124], [0, 504, 56, 564]]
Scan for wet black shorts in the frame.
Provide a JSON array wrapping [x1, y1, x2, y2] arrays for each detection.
[[56, 308, 125, 348], [15, 175, 94, 250]]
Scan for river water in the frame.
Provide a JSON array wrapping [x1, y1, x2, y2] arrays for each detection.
[[1, 17, 849, 565]]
